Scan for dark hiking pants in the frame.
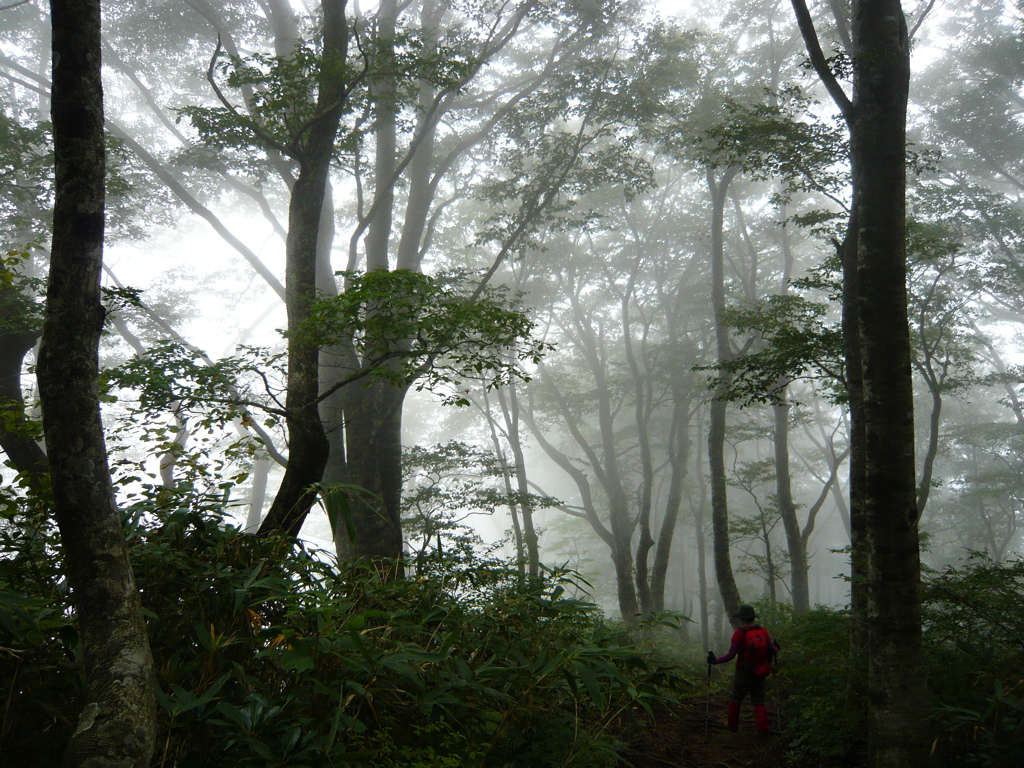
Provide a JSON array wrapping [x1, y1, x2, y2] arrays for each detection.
[[729, 667, 767, 705]]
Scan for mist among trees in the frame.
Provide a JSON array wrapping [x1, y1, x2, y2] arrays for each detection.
[[2, 1, 1024, 766]]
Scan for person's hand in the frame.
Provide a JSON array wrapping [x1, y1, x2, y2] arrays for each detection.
[[707, 651, 716, 666]]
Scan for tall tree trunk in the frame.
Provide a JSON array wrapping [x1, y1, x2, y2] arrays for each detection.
[[850, 3, 928, 764], [650, 393, 691, 612], [825, 218, 866, 634], [331, 0, 409, 565], [497, 383, 540, 577], [395, 0, 444, 272], [482, 390, 526, 575], [259, 0, 350, 537], [336, 382, 405, 566], [842, 203, 871, 714], [364, 0, 398, 272], [41, 2, 157, 764], [707, 166, 742, 620], [790, 5, 927, 763], [774, 401, 810, 611], [693, 418, 711, 651], [772, 201, 811, 612], [623, 274, 656, 614]]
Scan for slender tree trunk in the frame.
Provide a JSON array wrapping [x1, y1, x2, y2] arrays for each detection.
[[623, 277, 656, 614], [695, 495, 710, 651], [772, 202, 811, 612], [0, 303, 47, 488], [482, 391, 526, 575], [41, 2, 157, 763], [774, 401, 810, 611], [687, 411, 712, 649], [761, 514, 777, 602], [914, 372, 941, 517], [395, 0, 444, 272], [650, 393, 691, 611], [259, 0, 350, 537], [498, 384, 540, 577], [707, 166, 742, 620]]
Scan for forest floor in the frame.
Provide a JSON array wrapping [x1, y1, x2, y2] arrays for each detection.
[[619, 690, 789, 768]]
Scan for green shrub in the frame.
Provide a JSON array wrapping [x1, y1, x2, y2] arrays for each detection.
[[923, 554, 1024, 766], [1, 494, 686, 767], [754, 601, 865, 767], [0, 502, 78, 765]]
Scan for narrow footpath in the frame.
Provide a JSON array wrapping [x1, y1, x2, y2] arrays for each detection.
[[620, 691, 787, 768]]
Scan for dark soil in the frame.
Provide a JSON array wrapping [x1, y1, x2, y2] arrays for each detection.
[[619, 691, 788, 768]]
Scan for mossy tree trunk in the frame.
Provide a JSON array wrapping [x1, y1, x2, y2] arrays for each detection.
[[39, 2, 157, 764]]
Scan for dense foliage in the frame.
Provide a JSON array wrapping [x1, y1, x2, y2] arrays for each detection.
[[747, 555, 1024, 767], [0, 492, 686, 767]]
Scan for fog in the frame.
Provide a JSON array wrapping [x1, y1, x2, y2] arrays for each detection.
[[2, 0, 1022, 636]]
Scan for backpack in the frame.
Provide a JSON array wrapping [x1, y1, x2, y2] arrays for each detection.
[[739, 625, 774, 677]]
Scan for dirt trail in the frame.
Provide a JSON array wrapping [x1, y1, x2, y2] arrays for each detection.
[[620, 691, 787, 768]]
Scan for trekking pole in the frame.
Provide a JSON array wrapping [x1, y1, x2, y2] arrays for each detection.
[[704, 652, 713, 741], [772, 660, 785, 732]]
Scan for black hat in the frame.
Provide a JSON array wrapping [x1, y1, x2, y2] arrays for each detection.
[[733, 605, 756, 621]]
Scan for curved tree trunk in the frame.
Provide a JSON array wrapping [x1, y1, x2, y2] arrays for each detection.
[[914, 369, 942, 518], [0, 307, 47, 488], [259, 0, 350, 537], [707, 166, 742, 620], [41, 2, 157, 763]]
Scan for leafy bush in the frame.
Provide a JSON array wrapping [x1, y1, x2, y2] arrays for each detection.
[[749, 554, 1024, 767], [0, 502, 79, 766], [752, 601, 865, 767], [0, 494, 686, 767], [922, 553, 1024, 766]]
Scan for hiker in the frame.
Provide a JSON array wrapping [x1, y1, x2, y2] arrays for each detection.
[[707, 604, 780, 736]]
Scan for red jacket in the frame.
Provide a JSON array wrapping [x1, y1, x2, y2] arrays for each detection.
[[715, 624, 780, 668]]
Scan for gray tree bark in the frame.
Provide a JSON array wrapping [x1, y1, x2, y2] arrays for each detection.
[[791, 1, 928, 764], [850, 5, 928, 764], [259, 0, 351, 537], [0, 289, 47, 488], [40, 2, 157, 764], [706, 166, 742, 620]]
